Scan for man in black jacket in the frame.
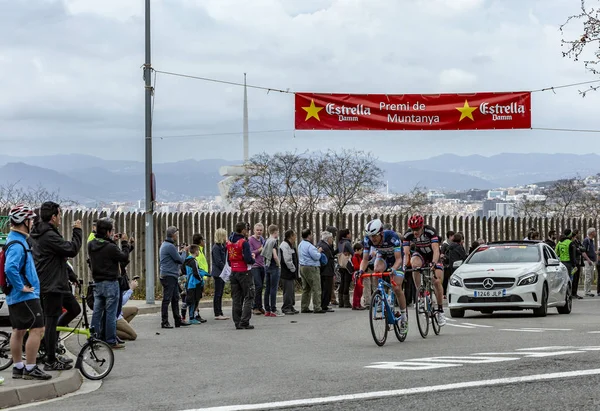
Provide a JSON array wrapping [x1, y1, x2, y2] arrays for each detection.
[[30, 201, 82, 371], [88, 218, 131, 349], [318, 231, 336, 313]]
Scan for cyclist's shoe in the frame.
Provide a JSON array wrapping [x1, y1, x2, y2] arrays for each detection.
[[437, 311, 447, 326], [24, 366, 52, 380], [57, 355, 74, 365], [12, 366, 24, 379], [44, 360, 73, 371]]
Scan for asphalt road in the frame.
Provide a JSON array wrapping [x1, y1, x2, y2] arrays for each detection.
[[5, 298, 600, 411]]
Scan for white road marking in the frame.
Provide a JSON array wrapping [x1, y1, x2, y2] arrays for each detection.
[[516, 346, 575, 351], [500, 328, 544, 332], [445, 318, 456, 322], [461, 323, 493, 328], [589, 331, 600, 334], [413, 356, 520, 364], [445, 323, 475, 329], [518, 328, 572, 331], [184, 369, 600, 411], [366, 362, 461, 371]]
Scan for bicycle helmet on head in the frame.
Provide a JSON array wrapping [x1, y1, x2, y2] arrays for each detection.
[[365, 218, 383, 236], [9, 204, 36, 225], [408, 213, 424, 230]]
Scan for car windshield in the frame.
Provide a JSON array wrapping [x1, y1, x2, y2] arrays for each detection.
[[467, 245, 540, 264]]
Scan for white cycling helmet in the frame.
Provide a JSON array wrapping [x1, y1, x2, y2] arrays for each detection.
[[9, 204, 36, 225], [365, 218, 383, 236]]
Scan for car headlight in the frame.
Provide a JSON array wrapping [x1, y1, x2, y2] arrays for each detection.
[[517, 273, 538, 286], [449, 275, 463, 287]]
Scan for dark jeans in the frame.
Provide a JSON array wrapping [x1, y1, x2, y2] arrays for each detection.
[[281, 278, 296, 313], [566, 263, 578, 294], [213, 276, 225, 317], [251, 267, 265, 310], [321, 276, 333, 310], [41, 292, 63, 363], [339, 268, 352, 295], [57, 292, 81, 344], [597, 263, 600, 294], [231, 271, 254, 327], [264, 266, 281, 313], [160, 276, 181, 325], [91, 280, 120, 345]]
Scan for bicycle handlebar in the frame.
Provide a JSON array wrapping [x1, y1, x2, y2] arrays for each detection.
[[357, 272, 398, 287]]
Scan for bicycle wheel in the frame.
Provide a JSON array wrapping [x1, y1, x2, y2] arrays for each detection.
[[369, 291, 388, 347], [415, 290, 429, 338], [393, 312, 407, 342], [76, 339, 114, 380], [431, 289, 441, 335], [0, 331, 13, 371]]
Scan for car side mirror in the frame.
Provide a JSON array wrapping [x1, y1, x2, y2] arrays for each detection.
[[453, 260, 463, 268], [547, 258, 560, 267]]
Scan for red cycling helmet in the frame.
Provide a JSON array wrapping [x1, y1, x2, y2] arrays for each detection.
[[408, 213, 424, 230]]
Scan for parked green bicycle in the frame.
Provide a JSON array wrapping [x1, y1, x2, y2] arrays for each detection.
[[0, 281, 114, 380]]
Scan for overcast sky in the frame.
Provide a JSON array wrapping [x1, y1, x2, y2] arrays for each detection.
[[1, 0, 599, 163]]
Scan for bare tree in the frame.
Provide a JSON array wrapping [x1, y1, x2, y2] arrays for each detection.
[[0, 182, 74, 210], [544, 178, 584, 219], [371, 185, 431, 215], [293, 157, 327, 214], [320, 150, 384, 215], [575, 190, 600, 220], [513, 196, 548, 219], [561, 0, 600, 96]]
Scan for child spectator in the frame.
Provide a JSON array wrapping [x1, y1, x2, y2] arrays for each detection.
[[351, 243, 366, 310], [185, 245, 205, 325]]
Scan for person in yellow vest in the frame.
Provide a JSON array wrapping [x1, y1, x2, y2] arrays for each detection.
[[191, 233, 209, 322], [87, 220, 97, 243]]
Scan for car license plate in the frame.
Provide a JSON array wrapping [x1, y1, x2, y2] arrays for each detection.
[[474, 289, 506, 297]]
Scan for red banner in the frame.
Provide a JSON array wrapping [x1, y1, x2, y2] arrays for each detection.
[[295, 92, 531, 130]]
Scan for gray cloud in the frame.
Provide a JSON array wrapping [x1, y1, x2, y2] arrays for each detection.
[[0, 0, 598, 163]]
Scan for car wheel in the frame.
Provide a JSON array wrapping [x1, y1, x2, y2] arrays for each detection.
[[557, 283, 572, 314], [533, 284, 548, 317], [450, 308, 465, 318]]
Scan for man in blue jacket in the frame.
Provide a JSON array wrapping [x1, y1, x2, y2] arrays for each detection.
[[4, 205, 51, 381], [159, 226, 191, 329]]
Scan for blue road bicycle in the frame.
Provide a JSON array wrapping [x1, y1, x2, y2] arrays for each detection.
[[359, 271, 407, 346]]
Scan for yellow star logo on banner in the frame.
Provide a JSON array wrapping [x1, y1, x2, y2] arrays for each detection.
[[302, 99, 324, 121], [456, 100, 477, 121]]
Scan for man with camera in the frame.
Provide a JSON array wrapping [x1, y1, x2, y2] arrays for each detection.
[[88, 218, 132, 349], [30, 201, 82, 371]]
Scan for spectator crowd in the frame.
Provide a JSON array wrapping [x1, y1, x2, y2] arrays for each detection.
[[4, 202, 600, 385]]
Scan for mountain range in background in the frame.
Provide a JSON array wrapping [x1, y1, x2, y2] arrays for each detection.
[[0, 153, 598, 206]]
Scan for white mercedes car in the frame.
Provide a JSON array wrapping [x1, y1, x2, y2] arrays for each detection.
[[447, 241, 572, 318]]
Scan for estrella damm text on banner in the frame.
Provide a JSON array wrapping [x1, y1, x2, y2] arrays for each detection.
[[294, 92, 531, 131]]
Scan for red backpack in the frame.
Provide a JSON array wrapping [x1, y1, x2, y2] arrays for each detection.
[[0, 241, 29, 295]]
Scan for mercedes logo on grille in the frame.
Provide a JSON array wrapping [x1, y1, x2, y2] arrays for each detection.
[[483, 278, 494, 289]]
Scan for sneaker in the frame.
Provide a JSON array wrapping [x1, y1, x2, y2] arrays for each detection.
[[253, 309, 263, 315], [176, 321, 192, 327], [313, 310, 326, 314], [574, 294, 583, 300], [293, 309, 300, 314], [437, 311, 447, 326], [272, 311, 285, 317], [44, 360, 73, 371], [189, 319, 201, 325], [195, 316, 208, 323], [264, 312, 273, 317], [301, 309, 314, 313], [108, 343, 126, 350], [586, 293, 595, 297], [236, 324, 255, 330], [57, 355, 74, 364], [282, 310, 295, 315], [12, 366, 24, 379], [24, 366, 52, 380], [161, 322, 174, 329], [215, 315, 230, 320]]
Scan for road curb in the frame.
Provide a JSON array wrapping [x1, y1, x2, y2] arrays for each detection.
[[0, 356, 82, 409], [135, 293, 306, 315]]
